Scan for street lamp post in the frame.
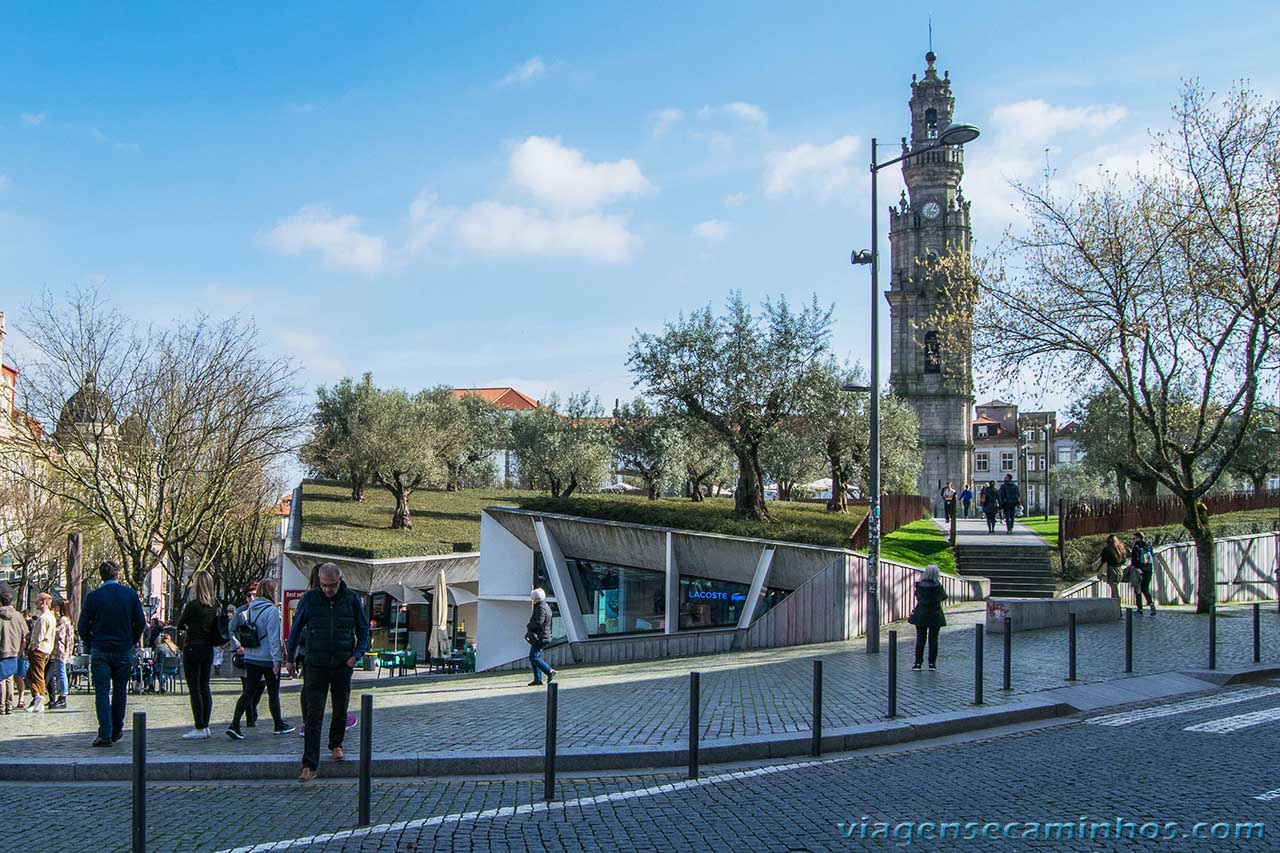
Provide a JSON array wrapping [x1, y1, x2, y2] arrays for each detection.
[[856, 123, 980, 654]]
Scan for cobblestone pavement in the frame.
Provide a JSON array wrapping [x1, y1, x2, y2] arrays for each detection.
[[1, 604, 1275, 762], [7, 678, 1280, 851]]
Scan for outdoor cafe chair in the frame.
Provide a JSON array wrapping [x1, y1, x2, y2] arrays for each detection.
[[374, 650, 399, 679]]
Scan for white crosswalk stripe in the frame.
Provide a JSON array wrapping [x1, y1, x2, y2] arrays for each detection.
[[1084, 687, 1280, 727], [1183, 704, 1280, 734]]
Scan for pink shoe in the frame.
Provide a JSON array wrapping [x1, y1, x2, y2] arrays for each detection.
[[345, 714, 357, 730], [298, 724, 306, 737]]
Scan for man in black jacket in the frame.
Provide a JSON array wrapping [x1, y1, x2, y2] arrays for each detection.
[[286, 563, 369, 781], [998, 475, 1021, 534], [77, 561, 146, 747], [525, 588, 556, 687]]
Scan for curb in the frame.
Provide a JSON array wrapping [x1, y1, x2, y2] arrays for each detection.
[[3, 700, 1071, 783]]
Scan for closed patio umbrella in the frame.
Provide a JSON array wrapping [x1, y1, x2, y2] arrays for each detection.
[[432, 570, 450, 658]]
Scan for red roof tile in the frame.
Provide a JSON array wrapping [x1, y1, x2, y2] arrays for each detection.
[[451, 387, 540, 411]]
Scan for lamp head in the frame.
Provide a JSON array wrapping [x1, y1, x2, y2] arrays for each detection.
[[937, 123, 981, 146], [851, 249, 872, 266]]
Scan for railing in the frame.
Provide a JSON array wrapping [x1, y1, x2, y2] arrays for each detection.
[[1059, 531, 1280, 606], [1063, 489, 1280, 541]]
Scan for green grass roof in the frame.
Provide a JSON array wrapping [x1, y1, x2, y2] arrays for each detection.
[[299, 481, 870, 559]]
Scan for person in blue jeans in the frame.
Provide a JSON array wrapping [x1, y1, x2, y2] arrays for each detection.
[[77, 560, 146, 747], [525, 588, 556, 687]]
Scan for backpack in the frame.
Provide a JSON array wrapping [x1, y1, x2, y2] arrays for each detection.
[[234, 602, 264, 649]]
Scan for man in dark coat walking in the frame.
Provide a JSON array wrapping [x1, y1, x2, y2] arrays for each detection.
[[286, 563, 369, 782], [997, 474, 1021, 534], [77, 561, 146, 747], [526, 588, 556, 686]]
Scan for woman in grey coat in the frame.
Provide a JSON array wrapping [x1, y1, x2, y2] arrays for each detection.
[[525, 589, 557, 687]]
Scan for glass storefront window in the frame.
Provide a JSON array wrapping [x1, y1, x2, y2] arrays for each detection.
[[565, 558, 665, 636], [679, 575, 790, 630]]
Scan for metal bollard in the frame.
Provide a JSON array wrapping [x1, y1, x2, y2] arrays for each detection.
[[1254, 602, 1262, 664], [688, 672, 700, 780], [1067, 612, 1077, 681], [544, 683, 559, 802], [973, 624, 984, 705], [811, 660, 823, 757], [887, 631, 897, 719], [132, 711, 146, 853], [358, 693, 373, 827], [1125, 608, 1134, 674], [1209, 606, 1217, 670], [1002, 617, 1011, 691]]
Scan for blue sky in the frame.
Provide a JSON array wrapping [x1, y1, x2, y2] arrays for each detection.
[[2, 1, 1277, 414]]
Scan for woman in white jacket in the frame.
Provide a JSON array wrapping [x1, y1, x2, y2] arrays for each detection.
[[225, 580, 293, 739]]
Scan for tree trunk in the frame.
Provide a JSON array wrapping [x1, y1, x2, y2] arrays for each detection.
[[1252, 474, 1267, 495], [731, 448, 770, 521], [645, 479, 659, 500], [562, 474, 579, 500], [350, 471, 366, 502], [1115, 469, 1130, 503], [1184, 498, 1216, 613], [391, 486, 413, 529], [827, 462, 849, 513]]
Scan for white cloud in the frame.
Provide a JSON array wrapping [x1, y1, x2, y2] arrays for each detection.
[[278, 330, 346, 382], [650, 107, 683, 138], [405, 190, 454, 256], [691, 219, 732, 243], [455, 202, 638, 263], [700, 101, 768, 125], [765, 135, 861, 201], [724, 192, 746, 207], [498, 57, 547, 87], [509, 136, 653, 211], [990, 100, 1128, 149], [258, 205, 388, 274], [20, 112, 45, 126]]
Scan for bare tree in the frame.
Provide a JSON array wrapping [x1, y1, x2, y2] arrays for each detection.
[[1, 289, 303, 594], [930, 84, 1280, 611]]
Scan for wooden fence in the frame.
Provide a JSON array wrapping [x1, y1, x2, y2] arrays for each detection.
[[1062, 489, 1280, 541], [1058, 530, 1280, 606], [847, 494, 932, 550]]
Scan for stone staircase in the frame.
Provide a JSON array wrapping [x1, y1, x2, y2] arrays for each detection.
[[955, 543, 1057, 598]]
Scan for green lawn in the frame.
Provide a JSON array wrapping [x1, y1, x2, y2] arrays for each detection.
[[301, 482, 869, 559], [880, 518, 955, 574], [1020, 515, 1060, 549], [516, 494, 868, 549], [299, 482, 541, 559]]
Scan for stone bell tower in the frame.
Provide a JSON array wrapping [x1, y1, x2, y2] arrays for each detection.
[[885, 50, 975, 507]]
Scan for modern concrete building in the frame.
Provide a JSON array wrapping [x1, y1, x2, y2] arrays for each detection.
[[474, 506, 987, 671]]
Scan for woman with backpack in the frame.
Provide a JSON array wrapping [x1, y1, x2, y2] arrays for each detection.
[[176, 570, 223, 740], [1097, 534, 1127, 600], [1128, 531, 1156, 615], [908, 565, 949, 671], [980, 481, 1000, 533], [226, 580, 293, 739]]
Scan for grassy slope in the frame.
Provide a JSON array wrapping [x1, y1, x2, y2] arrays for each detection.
[[1020, 515, 1060, 550], [299, 482, 541, 559], [880, 518, 956, 574], [301, 483, 869, 559]]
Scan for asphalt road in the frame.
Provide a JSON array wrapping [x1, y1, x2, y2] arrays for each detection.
[[8, 678, 1280, 852]]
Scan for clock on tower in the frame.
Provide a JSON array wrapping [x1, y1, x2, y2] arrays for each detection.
[[884, 50, 975, 508]]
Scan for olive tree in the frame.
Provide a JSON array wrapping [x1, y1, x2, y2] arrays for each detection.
[[628, 293, 832, 521]]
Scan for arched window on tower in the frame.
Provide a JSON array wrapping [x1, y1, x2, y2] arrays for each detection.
[[924, 330, 942, 373], [925, 108, 938, 139]]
